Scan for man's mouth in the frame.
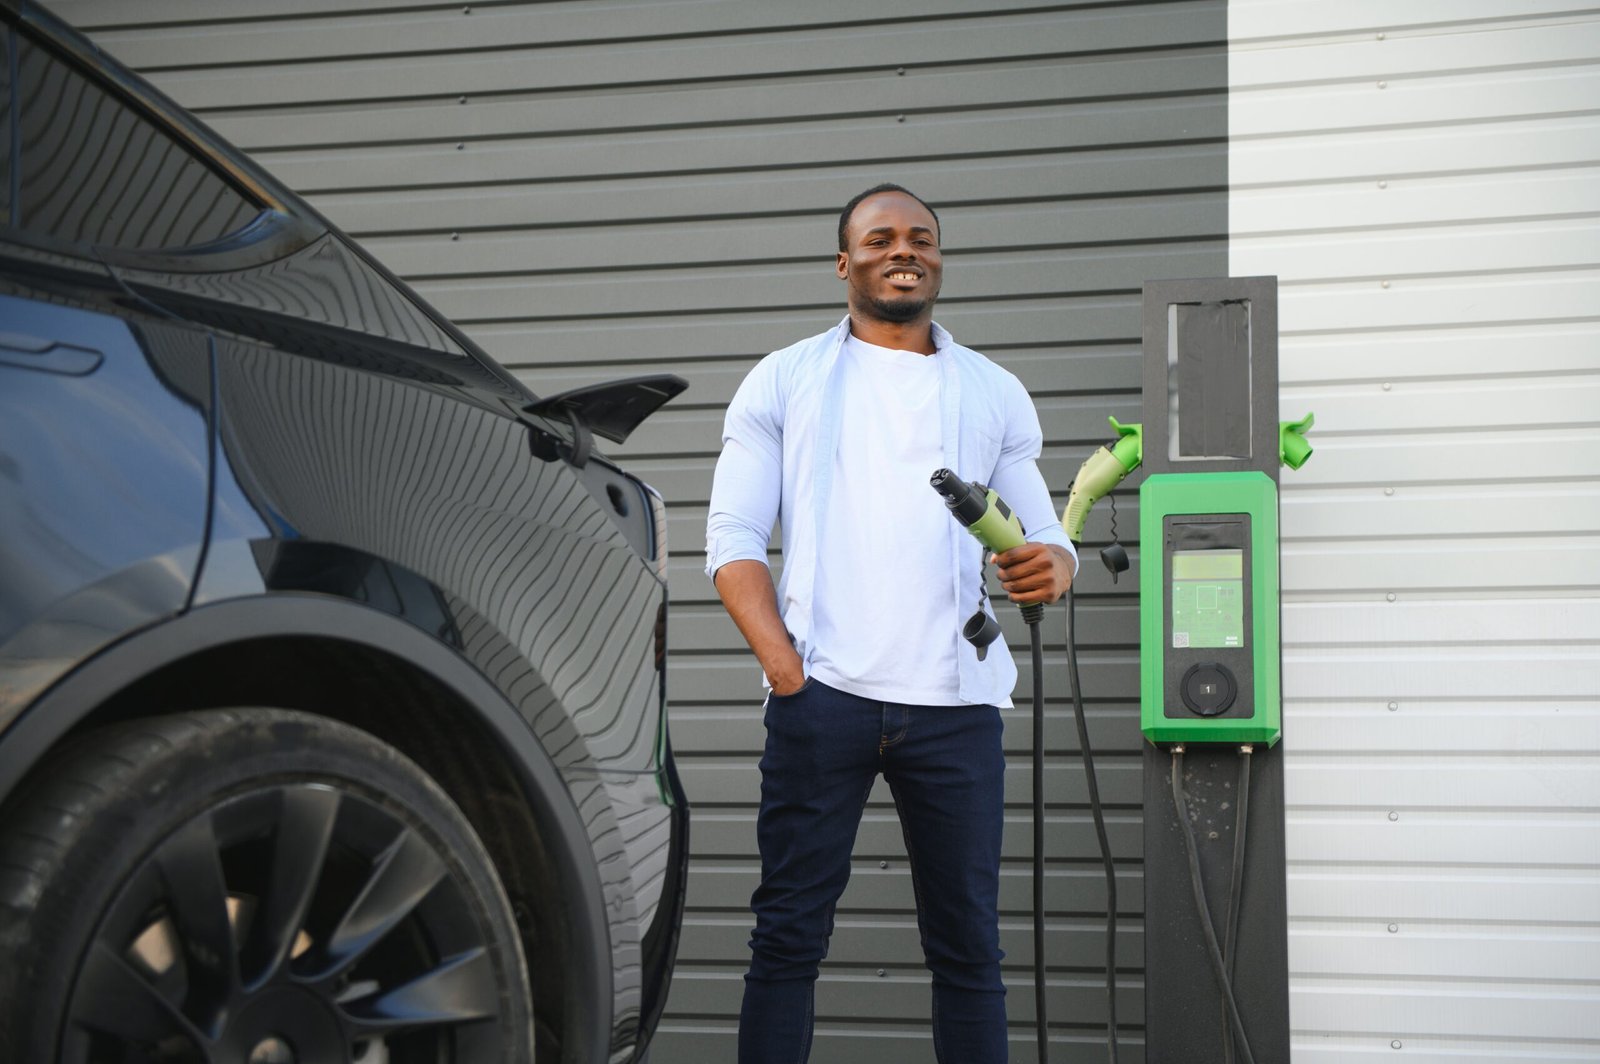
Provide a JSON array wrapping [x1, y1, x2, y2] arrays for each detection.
[[886, 270, 921, 282]]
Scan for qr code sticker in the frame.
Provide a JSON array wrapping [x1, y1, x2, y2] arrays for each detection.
[[1174, 632, 1191, 648]]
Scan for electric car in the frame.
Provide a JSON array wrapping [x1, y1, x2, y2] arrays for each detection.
[[0, 3, 687, 1061]]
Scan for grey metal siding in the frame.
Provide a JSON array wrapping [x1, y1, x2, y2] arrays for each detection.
[[60, 1, 1229, 1058], [1228, 2, 1600, 1060]]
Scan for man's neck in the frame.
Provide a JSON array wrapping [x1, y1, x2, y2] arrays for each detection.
[[847, 313, 936, 355]]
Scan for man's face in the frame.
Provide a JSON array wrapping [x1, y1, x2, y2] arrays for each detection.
[[835, 192, 943, 325]]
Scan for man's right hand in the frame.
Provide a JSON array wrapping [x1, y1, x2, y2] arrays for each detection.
[[713, 559, 809, 697], [768, 658, 808, 697]]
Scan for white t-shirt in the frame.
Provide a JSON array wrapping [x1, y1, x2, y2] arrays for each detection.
[[808, 333, 965, 705]]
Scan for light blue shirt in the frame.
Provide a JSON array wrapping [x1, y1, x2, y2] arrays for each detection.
[[705, 316, 1077, 707]]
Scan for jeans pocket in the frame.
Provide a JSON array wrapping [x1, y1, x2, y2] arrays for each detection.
[[764, 676, 816, 706]]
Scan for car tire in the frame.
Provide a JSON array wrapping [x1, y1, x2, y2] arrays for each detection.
[[0, 708, 534, 1063]]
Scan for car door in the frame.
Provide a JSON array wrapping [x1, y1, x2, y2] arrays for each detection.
[[0, 271, 214, 720]]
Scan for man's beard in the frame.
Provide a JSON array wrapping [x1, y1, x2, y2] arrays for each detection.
[[865, 294, 929, 323]]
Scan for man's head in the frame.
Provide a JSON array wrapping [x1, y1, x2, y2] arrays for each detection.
[[835, 184, 943, 328], [837, 183, 940, 253]]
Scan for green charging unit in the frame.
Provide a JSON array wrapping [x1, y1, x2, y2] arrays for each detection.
[[1133, 275, 1310, 751], [1140, 471, 1281, 744]]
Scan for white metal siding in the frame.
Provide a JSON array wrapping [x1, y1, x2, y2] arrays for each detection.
[[1229, 2, 1600, 1060]]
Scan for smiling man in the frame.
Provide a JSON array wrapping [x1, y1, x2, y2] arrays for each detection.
[[706, 184, 1076, 1062]]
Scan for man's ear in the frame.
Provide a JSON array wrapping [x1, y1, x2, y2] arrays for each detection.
[[835, 251, 849, 280]]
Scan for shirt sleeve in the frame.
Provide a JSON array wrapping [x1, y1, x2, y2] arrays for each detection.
[[988, 373, 1079, 574], [705, 354, 785, 580]]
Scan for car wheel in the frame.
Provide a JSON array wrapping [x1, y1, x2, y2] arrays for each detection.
[[0, 708, 534, 1063]]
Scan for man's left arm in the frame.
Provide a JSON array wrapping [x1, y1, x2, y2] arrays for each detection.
[[987, 376, 1077, 605]]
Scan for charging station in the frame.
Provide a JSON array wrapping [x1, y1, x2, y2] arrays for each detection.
[[1140, 276, 1295, 1062], [1059, 276, 1313, 1061]]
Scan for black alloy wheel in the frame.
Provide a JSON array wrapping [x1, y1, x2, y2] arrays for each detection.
[[0, 709, 534, 1064]]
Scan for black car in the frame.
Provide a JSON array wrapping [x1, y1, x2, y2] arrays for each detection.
[[0, 3, 688, 1061]]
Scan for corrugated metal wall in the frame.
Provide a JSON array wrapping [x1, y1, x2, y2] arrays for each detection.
[[56, 1, 1232, 1060], [1227, 2, 1600, 1060]]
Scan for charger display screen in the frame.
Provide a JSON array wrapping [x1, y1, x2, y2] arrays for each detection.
[[1171, 548, 1245, 649]]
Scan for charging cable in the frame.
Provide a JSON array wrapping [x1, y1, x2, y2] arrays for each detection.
[[1027, 612, 1048, 1063], [1060, 587, 1120, 1063], [1170, 745, 1258, 1064], [930, 467, 1119, 1062]]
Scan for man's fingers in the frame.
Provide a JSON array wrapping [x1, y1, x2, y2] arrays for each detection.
[[992, 543, 1043, 565], [996, 556, 1050, 582], [994, 543, 1074, 604]]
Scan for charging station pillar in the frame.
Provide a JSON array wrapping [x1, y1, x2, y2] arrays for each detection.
[[1140, 278, 1291, 1062]]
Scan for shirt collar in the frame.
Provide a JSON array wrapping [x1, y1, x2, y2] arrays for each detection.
[[833, 314, 955, 355]]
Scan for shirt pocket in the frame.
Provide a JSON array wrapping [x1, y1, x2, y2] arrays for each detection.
[[967, 421, 1004, 480]]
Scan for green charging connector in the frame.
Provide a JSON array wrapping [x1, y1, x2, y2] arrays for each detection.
[[1280, 412, 1315, 471], [930, 468, 1042, 633], [1062, 417, 1142, 543]]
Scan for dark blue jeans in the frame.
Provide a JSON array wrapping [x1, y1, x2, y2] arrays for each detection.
[[739, 678, 1007, 1063]]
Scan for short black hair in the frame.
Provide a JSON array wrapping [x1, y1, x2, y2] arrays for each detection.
[[837, 183, 940, 252]]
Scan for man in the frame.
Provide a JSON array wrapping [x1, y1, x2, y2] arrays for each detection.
[[705, 184, 1076, 1063]]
